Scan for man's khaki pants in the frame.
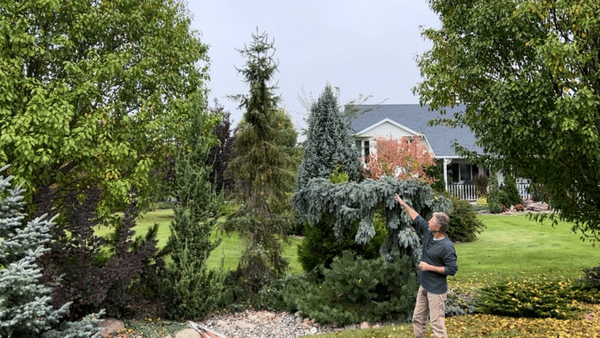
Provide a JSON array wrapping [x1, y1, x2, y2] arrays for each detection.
[[413, 285, 448, 338]]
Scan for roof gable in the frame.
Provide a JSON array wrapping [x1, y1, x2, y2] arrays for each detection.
[[355, 118, 420, 137], [350, 104, 483, 157]]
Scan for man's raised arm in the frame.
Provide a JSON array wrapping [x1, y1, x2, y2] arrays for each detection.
[[395, 194, 419, 221]]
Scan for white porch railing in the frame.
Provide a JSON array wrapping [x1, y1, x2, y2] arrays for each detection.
[[446, 183, 532, 201], [446, 184, 478, 201]]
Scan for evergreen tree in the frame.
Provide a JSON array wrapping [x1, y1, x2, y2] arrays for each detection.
[[488, 173, 503, 214], [293, 176, 452, 266], [224, 30, 301, 288], [296, 85, 362, 190], [503, 174, 522, 206], [0, 166, 101, 337], [294, 85, 364, 271], [159, 97, 223, 320]]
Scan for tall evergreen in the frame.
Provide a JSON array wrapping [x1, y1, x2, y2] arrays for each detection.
[[0, 166, 101, 337], [296, 85, 362, 191], [159, 97, 223, 320], [294, 85, 364, 272], [224, 30, 300, 287]]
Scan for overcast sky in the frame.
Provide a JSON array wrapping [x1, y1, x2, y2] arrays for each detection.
[[187, 1, 440, 133]]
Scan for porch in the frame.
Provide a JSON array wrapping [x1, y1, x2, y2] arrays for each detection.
[[446, 182, 531, 201]]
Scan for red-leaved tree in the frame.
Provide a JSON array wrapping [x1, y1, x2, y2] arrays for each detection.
[[363, 134, 436, 184]]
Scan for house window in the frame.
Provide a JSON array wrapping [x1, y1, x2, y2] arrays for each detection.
[[363, 141, 370, 159], [447, 163, 478, 183], [355, 140, 362, 157]]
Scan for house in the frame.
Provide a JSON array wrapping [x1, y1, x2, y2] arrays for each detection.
[[351, 104, 491, 200]]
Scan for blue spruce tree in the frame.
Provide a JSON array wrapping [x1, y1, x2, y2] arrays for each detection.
[[296, 84, 362, 190], [294, 85, 372, 272], [0, 166, 101, 338]]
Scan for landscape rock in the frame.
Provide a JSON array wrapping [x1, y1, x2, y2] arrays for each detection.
[[175, 329, 202, 338], [99, 318, 125, 336], [310, 327, 317, 334], [344, 324, 357, 330], [527, 201, 549, 212], [360, 322, 369, 329], [235, 321, 256, 329]]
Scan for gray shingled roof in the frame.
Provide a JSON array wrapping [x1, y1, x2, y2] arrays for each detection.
[[351, 104, 483, 157]]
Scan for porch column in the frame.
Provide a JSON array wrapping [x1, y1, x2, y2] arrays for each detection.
[[443, 158, 452, 191]]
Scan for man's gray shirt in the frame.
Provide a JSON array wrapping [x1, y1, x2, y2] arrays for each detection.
[[414, 215, 458, 294]]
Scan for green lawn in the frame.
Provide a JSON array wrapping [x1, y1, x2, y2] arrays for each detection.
[[449, 213, 599, 289], [94, 208, 303, 274], [304, 213, 600, 338]]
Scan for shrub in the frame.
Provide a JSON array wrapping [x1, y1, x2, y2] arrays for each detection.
[[445, 291, 476, 317], [503, 174, 522, 206], [440, 192, 486, 242], [498, 190, 511, 208], [40, 188, 162, 320], [297, 210, 387, 272], [292, 251, 418, 325], [158, 103, 224, 321], [529, 182, 552, 203], [476, 197, 487, 206], [476, 277, 598, 319], [473, 173, 489, 197], [514, 204, 525, 212], [487, 173, 502, 214], [580, 265, 600, 289], [426, 159, 446, 193]]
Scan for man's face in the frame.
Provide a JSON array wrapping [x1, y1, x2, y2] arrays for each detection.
[[429, 217, 440, 233]]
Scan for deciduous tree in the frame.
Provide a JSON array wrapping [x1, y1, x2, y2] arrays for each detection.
[[363, 134, 436, 184], [0, 0, 209, 216], [415, 0, 600, 242]]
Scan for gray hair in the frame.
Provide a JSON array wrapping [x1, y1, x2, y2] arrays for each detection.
[[433, 212, 450, 234]]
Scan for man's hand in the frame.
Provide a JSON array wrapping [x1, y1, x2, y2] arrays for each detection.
[[419, 261, 446, 275], [396, 194, 419, 220], [395, 194, 406, 206]]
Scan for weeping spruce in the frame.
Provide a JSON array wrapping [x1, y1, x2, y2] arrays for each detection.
[[224, 31, 300, 286], [292, 176, 452, 266]]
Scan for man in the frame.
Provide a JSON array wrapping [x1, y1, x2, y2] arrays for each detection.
[[395, 194, 458, 338]]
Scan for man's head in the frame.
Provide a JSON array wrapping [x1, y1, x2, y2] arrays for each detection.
[[429, 212, 450, 234]]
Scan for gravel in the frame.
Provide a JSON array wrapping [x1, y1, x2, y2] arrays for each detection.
[[195, 310, 338, 338]]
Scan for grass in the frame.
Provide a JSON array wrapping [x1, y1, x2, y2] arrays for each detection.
[[303, 213, 600, 338], [94, 208, 303, 274], [449, 213, 599, 289]]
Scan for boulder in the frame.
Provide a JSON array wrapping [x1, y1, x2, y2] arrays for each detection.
[[99, 318, 124, 337], [360, 322, 369, 329], [527, 201, 549, 212], [175, 329, 202, 338]]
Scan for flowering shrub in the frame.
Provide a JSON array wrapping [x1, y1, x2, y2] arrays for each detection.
[[514, 204, 525, 212], [501, 204, 509, 213]]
